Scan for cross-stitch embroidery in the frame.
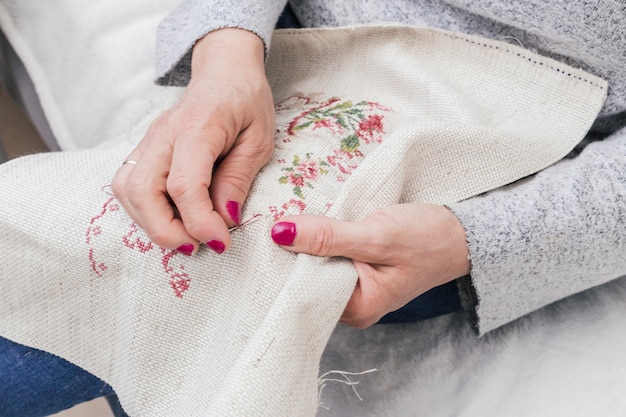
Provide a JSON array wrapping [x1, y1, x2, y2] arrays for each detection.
[[286, 97, 389, 152], [272, 95, 392, 214], [278, 153, 330, 198], [269, 199, 307, 222], [86, 196, 193, 298], [86, 96, 391, 295], [162, 248, 191, 298], [86, 197, 120, 277], [123, 222, 154, 253]]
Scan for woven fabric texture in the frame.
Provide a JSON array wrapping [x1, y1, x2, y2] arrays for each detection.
[[0, 27, 606, 416]]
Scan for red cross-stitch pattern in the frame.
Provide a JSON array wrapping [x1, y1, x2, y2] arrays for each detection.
[[123, 222, 154, 253], [85, 96, 392, 295], [269, 199, 307, 222], [162, 249, 191, 298], [86, 197, 120, 277], [271, 95, 392, 219], [278, 153, 330, 199], [86, 196, 193, 298]]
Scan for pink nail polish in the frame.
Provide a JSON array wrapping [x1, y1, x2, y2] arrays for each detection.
[[226, 200, 241, 226], [206, 240, 225, 254], [271, 222, 297, 246], [176, 244, 195, 256]]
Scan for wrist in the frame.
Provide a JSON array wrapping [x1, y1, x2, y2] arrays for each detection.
[[191, 28, 265, 77]]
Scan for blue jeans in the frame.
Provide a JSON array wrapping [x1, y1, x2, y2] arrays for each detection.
[[0, 336, 127, 417]]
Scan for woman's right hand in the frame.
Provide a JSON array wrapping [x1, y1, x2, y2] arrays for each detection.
[[112, 28, 275, 255]]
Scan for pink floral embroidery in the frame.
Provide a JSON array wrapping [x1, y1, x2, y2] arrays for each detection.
[[286, 97, 342, 136], [286, 97, 389, 154], [162, 249, 191, 298], [123, 222, 154, 253], [86, 197, 120, 277], [269, 199, 307, 222], [86, 196, 193, 298], [357, 114, 385, 144], [271, 95, 392, 215], [326, 149, 364, 177], [279, 153, 329, 198]]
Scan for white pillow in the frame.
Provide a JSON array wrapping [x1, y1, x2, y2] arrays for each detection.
[[0, 0, 180, 150]]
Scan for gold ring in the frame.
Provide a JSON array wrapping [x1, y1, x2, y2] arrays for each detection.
[[122, 160, 137, 166]]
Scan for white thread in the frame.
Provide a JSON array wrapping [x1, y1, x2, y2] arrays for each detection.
[[101, 184, 114, 196], [499, 35, 525, 49], [317, 368, 380, 409]]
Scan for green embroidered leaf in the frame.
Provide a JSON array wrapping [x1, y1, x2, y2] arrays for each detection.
[[328, 100, 353, 111], [293, 120, 313, 131], [334, 115, 348, 129], [319, 168, 329, 175], [341, 134, 361, 152], [346, 108, 364, 117], [293, 155, 301, 165], [294, 187, 304, 199], [279, 176, 288, 184]]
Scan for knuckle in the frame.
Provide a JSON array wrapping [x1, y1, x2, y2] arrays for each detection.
[[308, 224, 335, 256], [147, 114, 175, 139], [218, 170, 255, 196], [236, 135, 275, 165], [185, 106, 223, 130], [166, 175, 198, 202], [125, 178, 150, 208]]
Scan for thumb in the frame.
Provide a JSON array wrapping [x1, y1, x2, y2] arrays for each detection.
[[210, 139, 273, 227], [270, 214, 372, 260]]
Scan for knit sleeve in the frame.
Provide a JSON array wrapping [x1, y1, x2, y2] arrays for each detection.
[[448, 126, 626, 335], [154, 0, 288, 86]]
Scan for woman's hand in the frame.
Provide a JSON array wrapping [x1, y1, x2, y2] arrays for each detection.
[[112, 29, 274, 255], [270, 203, 471, 328]]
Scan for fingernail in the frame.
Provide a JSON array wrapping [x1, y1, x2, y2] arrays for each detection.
[[206, 240, 225, 254], [226, 200, 241, 226], [176, 244, 195, 256], [271, 222, 297, 246]]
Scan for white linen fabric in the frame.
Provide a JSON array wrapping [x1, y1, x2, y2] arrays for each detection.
[[156, 0, 626, 337], [0, 12, 608, 416]]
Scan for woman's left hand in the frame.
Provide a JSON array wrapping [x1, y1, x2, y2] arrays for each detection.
[[270, 203, 471, 328]]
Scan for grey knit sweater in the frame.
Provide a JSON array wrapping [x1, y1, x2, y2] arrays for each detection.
[[155, 0, 626, 335]]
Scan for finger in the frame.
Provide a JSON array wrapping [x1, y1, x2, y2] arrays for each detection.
[[270, 214, 381, 262], [167, 126, 231, 250], [111, 155, 139, 214], [340, 261, 392, 328], [210, 130, 274, 227], [118, 134, 200, 253]]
